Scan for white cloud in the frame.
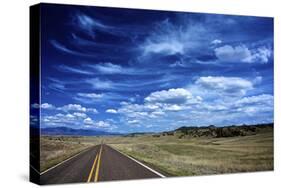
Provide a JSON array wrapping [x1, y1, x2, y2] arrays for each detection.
[[86, 108, 98, 114], [95, 121, 111, 128], [128, 120, 140, 124], [58, 104, 87, 112], [75, 92, 128, 104], [164, 104, 183, 111], [246, 47, 272, 63], [86, 78, 114, 90], [145, 88, 193, 104], [235, 94, 273, 107], [57, 64, 93, 75], [215, 45, 251, 62], [57, 104, 98, 114], [215, 45, 271, 63], [41, 103, 55, 109], [142, 40, 184, 55], [253, 76, 263, 85], [211, 39, 222, 45], [195, 76, 253, 96], [42, 111, 116, 130], [117, 88, 203, 127], [73, 112, 88, 118], [232, 94, 274, 115], [106, 109, 118, 114], [75, 13, 108, 32], [139, 19, 207, 57], [77, 93, 103, 99], [42, 112, 85, 127], [91, 63, 123, 74], [88, 62, 147, 76], [83, 117, 94, 125]]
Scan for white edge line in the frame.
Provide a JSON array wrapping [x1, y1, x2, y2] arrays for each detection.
[[40, 146, 93, 175], [109, 146, 166, 178]]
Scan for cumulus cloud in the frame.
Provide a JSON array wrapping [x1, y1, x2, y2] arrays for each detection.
[[83, 117, 94, 125], [215, 45, 251, 62], [41, 103, 55, 109], [106, 109, 118, 114], [117, 88, 203, 127], [42, 113, 84, 127], [95, 121, 111, 128], [195, 76, 253, 96], [73, 112, 88, 118], [128, 120, 140, 124], [58, 104, 87, 112], [215, 45, 271, 63], [246, 47, 272, 63], [45, 103, 99, 114], [163, 104, 183, 111], [145, 88, 193, 104], [211, 39, 222, 45], [42, 111, 115, 130], [235, 94, 273, 107]]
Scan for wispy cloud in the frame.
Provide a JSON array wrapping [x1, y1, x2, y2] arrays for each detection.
[[75, 13, 109, 33], [72, 12, 127, 38], [87, 62, 148, 75], [138, 18, 209, 57], [56, 64, 93, 75], [74, 92, 128, 104], [50, 40, 97, 57]]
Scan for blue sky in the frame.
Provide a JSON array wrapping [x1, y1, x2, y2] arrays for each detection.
[[34, 4, 273, 133]]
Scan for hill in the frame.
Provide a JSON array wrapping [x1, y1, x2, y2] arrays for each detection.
[[160, 123, 273, 138]]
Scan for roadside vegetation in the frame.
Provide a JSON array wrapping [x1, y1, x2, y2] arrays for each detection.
[[40, 136, 100, 172]]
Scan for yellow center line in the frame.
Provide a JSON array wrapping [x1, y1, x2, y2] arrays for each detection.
[[94, 145, 103, 182], [87, 152, 99, 183]]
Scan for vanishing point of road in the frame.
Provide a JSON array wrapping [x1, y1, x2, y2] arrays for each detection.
[[39, 144, 165, 184]]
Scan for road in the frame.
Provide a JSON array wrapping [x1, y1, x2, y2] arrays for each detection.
[[40, 144, 164, 184]]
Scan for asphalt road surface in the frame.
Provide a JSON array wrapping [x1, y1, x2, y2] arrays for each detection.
[[40, 144, 164, 185]]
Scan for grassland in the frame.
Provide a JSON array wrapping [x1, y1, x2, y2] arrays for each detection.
[[40, 127, 273, 176], [40, 136, 101, 172], [104, 129, 273, 176]]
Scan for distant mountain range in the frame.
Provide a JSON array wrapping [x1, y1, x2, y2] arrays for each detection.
[[39, 126, 121, 136], [32, 123, 273, 137]]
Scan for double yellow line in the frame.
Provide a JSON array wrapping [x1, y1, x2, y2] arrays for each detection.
[[87, 145, 103, 182]]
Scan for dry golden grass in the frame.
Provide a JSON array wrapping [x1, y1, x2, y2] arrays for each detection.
[[105, 131, 273, 176], [40, 136, 101, 172]]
